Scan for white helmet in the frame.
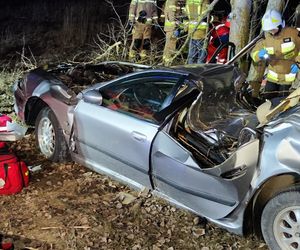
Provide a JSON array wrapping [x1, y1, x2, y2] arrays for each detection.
[[262, 9, 285, 31]]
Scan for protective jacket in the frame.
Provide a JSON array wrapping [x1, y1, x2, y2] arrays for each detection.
[[185, 0, 209, 40], [129, 0, 158, 24], [251, 27, 300, 85], [163, 0, 186, 32], [206, 22, 229, 63]]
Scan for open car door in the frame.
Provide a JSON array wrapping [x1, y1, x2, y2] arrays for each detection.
[[151, 65, 260, 220], [151, 129, 259, 219]]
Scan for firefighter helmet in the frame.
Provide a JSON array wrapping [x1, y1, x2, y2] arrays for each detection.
[[262, 9, 285, 31]]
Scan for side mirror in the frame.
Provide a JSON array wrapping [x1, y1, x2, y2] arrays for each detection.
[[83, 90, 103, 105]]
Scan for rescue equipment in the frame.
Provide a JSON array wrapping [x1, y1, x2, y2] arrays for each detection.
[[0, 142, 29, 195], [0, 114, 12, 132]]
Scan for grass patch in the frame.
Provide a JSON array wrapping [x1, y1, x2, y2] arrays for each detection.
[[0, 69, 23, 114]]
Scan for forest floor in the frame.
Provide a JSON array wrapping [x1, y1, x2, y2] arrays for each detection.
[[0, 133, 269, 250]]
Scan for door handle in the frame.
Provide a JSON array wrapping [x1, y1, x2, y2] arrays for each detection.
[[131, 131, 147, 142]]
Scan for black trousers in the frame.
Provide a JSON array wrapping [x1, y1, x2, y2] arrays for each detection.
[[263, 81, 290, 100], [262, 81, 291, 106]]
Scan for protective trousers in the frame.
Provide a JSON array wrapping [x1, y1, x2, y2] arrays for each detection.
[[129, 22, 152, 60]]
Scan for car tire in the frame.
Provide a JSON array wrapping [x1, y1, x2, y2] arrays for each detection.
[[261, 190, 300, 250], [35, 106, 70, 162]]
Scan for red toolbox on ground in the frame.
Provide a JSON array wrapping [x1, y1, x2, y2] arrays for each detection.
[[0, 142, 29, 195]]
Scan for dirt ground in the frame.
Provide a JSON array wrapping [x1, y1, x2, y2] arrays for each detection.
[[0, 133, 268, 250]]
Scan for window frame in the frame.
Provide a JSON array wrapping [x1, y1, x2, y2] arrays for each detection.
[[98, 74, 182, 123]]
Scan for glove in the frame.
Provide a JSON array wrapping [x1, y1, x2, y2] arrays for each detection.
[[258, 48, 269, 60], [290, 63, 300, 74]]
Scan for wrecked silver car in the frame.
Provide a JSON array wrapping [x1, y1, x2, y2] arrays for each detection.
[[13, 59, 300, 250]]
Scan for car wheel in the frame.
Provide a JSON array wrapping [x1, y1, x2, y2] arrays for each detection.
[[261, 190, 300, 250], [35, 106, 70, 162]]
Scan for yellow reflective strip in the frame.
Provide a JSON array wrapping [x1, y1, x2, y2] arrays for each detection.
[[267, 70, 279, 81], [284, 51, 295, 59], [285, 73, 297, 82], [186, 5, 190, 16], [198, 21, 208, 29], [271, 17, 279, 23], [281, 41, 296, 54], [165, 21, 176, 26], [265, 47, 274, 55], [251, 50, 260, 62]]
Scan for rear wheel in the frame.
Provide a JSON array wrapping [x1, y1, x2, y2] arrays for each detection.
[[35, 106, 69, 162], [261, 191, 300, 250]]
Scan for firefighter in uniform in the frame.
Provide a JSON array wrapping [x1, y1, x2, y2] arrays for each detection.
[[128, 0, 159, 61], [250, 9, 300, 101], [162, 0, 186, 66], [186, 0, 210, 64]]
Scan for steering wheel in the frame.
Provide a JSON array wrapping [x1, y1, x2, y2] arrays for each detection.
[[113, 88, 130, 107], [133, 84, 166, 108]]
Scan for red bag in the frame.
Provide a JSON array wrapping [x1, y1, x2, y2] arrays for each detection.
[[0, 114, 12, 132], [0, 142, 29, 195]]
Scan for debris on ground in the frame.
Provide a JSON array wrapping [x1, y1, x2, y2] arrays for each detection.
[[0, 134, 268, 249]]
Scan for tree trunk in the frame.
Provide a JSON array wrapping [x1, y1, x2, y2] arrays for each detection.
[[265, 0, 285, 11], [229, 0, 252, 72], [229, 0, 252, 53]]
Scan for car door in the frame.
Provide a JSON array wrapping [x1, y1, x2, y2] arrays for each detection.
[[72, 73, 180, 188], [151, 130, 259, 220]]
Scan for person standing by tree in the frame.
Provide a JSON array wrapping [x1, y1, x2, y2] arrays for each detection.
[[250, 9, 300, 101], [185, 0, 210, 64], [206, 13, 230, 64], [128, 0, 159, 61], [162, 0, 186, 66]]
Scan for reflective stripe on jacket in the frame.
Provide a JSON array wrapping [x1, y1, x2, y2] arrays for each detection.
[[251, 27, 300, 85], [129, 0, 158, 24], [185, 0, 209, 39], [163, 0, 186, 32]]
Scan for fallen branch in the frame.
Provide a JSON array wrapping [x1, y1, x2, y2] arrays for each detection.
[[86, 41, 122, 64]]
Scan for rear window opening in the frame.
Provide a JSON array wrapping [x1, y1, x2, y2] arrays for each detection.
[[169, 86, 259, 169]]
